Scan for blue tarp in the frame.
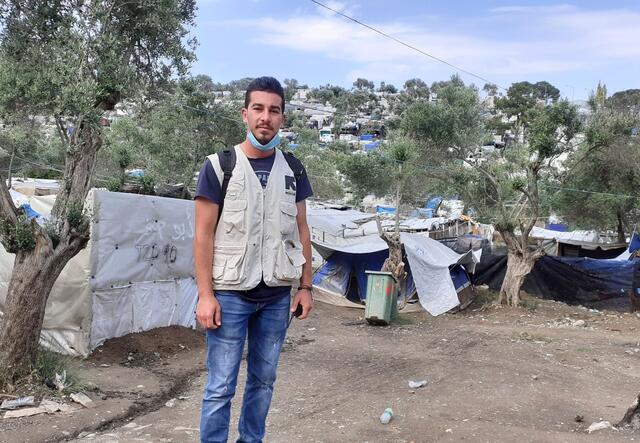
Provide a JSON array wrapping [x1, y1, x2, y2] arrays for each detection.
[[19, 203, 41, 220], [359, 134, 374, 141], [313, 250, 388, 301], [546, 223, 568, 232], [363, 141, 381, 151], [410, 208, 434, 218], [376, 205, 395, 214], [313, 249, 463, 303], [629, 232, 640, 254], [472, 253, 634, 304], [425, 197, 442, 210]]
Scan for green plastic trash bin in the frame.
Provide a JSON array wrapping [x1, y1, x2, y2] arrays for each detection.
[[364, 271, 398, 325]]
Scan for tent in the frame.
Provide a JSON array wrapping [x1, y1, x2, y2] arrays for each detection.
[[473, 253, 634, 306], [308, 207, 478, 315], [0, 190, 197, 356]]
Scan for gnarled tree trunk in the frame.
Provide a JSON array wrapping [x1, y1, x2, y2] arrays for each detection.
[[619, 394, 640, 430], [499, 250, 537, 306], [0, 121, 98, 383], [498, 229, 543, 306], [0, 229, 87, 380]]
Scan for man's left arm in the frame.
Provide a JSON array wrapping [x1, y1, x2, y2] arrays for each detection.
[[292, 199, 313, 319]]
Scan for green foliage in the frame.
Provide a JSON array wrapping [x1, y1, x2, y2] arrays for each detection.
[[140, 174, 156, 195], [290, 143, 344, 201], [378, 82, 398, 94], [483, 83, 498, 96], [104, 178, 122, 192], [404, 78, 429, 99], [401, 78, 580, 235], [43, 220, 60, 249], [353, 78, 375, 90], [607, 89, 640, 112], [0, 214, 35, 253], [527, 100, 581, 158], [65, 200, 90, 234], [553, 108, 640, 235], [283, 78, 299, 102], [32, 348, 84, 394], [401, 79, 485, 158], [0, 0, 196, 119], [103, 76, 245, 190], [495, 81, 561, 126]]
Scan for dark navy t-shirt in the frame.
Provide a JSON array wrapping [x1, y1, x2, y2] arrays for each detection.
[[194, 150, 313, 302]]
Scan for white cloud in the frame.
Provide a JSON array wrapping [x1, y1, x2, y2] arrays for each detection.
[[490, 4, 577, 14], [217, 4, 640, 86], [314, 1, 360, 18]]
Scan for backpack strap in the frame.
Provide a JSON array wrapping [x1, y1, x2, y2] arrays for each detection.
[[283, 151, 304, 182], [217, 148, 236, 224]]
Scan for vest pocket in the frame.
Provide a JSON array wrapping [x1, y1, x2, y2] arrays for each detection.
[[213, 244, 246, 283], [274, 240, 306, 281], [222, 199, 247, 234], [279, 202, 298, 235]]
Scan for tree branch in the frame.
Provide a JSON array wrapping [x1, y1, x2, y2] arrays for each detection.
[[55, 116, 70, 146], [0, 172, 19, 224]]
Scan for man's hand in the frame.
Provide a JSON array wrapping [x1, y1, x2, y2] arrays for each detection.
[[291, 288, 313, 320], [196, 294, 222, 329]]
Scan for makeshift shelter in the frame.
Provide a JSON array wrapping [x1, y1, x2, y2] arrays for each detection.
[[473, 253, 634, 306], [530, 227, 626, 259], [0, 190, 197, 356], [308, 207, 478, 315]]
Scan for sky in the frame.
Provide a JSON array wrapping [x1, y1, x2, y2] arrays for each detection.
[[192, 0, 640, 100]]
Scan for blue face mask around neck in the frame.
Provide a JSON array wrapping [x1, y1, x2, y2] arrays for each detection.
[[247, 129, 281, 152]]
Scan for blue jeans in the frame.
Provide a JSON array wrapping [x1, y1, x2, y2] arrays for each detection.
[[200, 293, 290, 443]]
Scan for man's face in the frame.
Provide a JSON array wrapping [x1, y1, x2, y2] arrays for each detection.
[[242, 90, 285, 144]]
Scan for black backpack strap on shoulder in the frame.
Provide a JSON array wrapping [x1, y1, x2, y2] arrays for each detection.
[[283, 151, 304, 181], [217, 148, 236, 223]]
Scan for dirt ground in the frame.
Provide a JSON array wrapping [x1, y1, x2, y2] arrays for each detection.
[[2, 293, 640, 443]]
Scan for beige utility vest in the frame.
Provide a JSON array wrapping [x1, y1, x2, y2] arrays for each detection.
[[207, 145, 306, 290]]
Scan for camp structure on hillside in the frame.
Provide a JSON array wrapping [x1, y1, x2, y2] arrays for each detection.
[[0, 190, 197, 356], [307, 207, 480, 315]]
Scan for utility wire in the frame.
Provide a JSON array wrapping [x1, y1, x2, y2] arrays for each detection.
[[310, 0, 506, 90]]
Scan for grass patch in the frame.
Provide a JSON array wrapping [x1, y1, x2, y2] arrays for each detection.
[[468, 286, 499, 310], [2, 348, 87, 395], [32, 349, 86, 394], [520, 297, 539, 312]]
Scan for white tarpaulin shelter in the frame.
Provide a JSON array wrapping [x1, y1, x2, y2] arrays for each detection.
[[0, 190, 198, 356], [401, 233, 476, 315]]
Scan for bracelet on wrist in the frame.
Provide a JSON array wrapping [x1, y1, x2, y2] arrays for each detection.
[[298, 284, 313, 292]]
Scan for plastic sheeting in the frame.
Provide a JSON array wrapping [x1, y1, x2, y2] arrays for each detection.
[[402, 234, 475, 316], [312, 250, 388, 301], [90, 278, 197, 349], [472, 253, 634, 304], [312, 233, 475, 316], [0, 190, 199, 356], [90, 191, 195, 289]]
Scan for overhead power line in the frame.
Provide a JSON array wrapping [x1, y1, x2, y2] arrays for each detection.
[[309, 0, 506, 90]]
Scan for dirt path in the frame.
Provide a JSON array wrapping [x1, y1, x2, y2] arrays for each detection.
[[49, 298, 640, 442]]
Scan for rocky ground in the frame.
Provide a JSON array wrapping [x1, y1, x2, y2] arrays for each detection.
[[2, 293, 640, 442]]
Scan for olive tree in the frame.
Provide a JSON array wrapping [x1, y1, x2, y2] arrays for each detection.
[[0, 0, 196, 382]]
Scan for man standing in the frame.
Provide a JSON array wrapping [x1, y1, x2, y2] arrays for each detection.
[[194, 76, 314, 443]]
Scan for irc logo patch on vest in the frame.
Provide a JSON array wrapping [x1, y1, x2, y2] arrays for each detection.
[[284, 175, 296, 195]]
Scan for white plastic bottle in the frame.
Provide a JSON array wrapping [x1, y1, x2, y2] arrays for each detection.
[[379, 407, 393, 424]]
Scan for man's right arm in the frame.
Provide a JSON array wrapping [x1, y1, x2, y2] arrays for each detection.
[[194, 197, 221, 329]]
